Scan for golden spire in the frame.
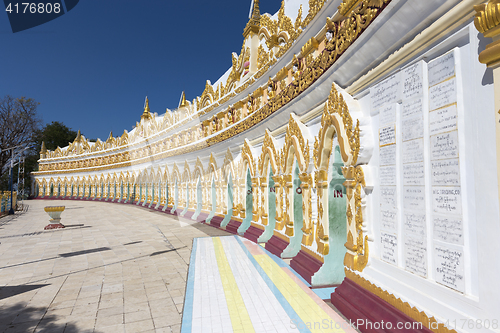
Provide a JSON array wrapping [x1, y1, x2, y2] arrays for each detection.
[[76, 129, 81, 142], [243, 0, 261, 38], [179, 91, 188, 108], [141, 96, 152, 120], [40, 141, 46, 153]]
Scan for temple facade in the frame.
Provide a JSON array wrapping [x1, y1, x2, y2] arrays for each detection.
[[32, 0, 500, 332]]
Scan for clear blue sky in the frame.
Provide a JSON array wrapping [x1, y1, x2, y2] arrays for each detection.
[[1, 0, 281, 141]]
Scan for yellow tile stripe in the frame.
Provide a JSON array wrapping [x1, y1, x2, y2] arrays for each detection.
[[254, 254, 346, 333], [213, 237, 255, 333]]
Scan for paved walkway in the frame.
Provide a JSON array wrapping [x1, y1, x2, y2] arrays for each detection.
[[0, 200, 354, 333], [0, 200, 229, 333]]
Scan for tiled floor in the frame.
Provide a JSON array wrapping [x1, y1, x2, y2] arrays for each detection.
[[0, 200, 230, 333], [0, 201, 354, 333], [182, 236, 356, 333]]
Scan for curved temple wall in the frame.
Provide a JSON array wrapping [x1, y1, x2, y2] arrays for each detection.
[[33, 1, 500, 332]]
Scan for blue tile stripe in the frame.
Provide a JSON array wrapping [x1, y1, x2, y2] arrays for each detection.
[[312, 287, 337, 300], [258, 242, 311, 287], [234, 236, 311, 333], [181, 238, 198, 333]]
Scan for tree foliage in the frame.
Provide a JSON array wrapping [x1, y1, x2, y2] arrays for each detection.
[[33, 121, 78, 152], [19, 121, 79, 194], [0, 95, 81, 195]]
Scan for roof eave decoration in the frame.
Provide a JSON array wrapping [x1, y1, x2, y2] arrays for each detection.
[[36, 0, 387, 167], [338, 0, 363, 17]]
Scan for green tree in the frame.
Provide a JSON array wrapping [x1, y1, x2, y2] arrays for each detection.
[[20, 121, 79, 195], [33, 121, 78, 152]]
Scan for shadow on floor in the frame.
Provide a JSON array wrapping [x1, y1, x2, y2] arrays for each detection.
[[0, 285, 49, 300], [134, 204, 232, 237], [0, 302, 103, 333], [59, 247, 111, 258], [189, 222, 233, 237], [1, 246, 110, 270]]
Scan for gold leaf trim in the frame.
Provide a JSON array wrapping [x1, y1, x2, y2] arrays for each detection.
[[37, 0, 388, 176]]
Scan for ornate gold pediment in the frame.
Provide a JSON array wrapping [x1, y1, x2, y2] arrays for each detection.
[[242, 139, 256, 176], [282, 113, 310, 173], [172, 163, 181, 183], [258, 129, 279, 176], [194, 157, 204, 179], [314, 83, 360, 170]]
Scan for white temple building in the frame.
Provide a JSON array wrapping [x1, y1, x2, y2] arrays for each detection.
[[33, 0, 500, 332]]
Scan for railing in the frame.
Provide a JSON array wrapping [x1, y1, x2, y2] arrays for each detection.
[[0, 191, 17, 217]]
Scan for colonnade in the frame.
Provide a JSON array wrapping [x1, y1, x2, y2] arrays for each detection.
[[35, 84, 370, 285]]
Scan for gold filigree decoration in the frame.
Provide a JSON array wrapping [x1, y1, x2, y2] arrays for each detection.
[[198, 81, 216, 110], [338, 0, 362, 16], [171, 163, 181, 182], [301, 37, 319, 56], [258, 129, 279, 176], [37, 0, 388, 177], [226, 45, 250, 93], [257, 45, 274, 70], [182, 161, 191, 182], [343, 165, 368, 271], [259, 1, 304, 59], [302, 0, 326, 27], [312, 82, 366, 266], [314, 84, 360, 169], [242, 139, 256, 176], [194, 158, 204, 181], [222, 148, 234, 181], [282, 114, 310, 173], [209, 153, 218, 173]]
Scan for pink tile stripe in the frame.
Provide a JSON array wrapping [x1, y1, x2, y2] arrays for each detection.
[[282, 267, 358, 333], [242, 239, 265, 255]]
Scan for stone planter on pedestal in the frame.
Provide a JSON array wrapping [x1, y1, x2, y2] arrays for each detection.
[[44, 206, 65, 230]]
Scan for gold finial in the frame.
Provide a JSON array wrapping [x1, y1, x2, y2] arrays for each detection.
[[76, 130, 81, 142], [109, 131, 113, 139], [40, 141, 47, 154], [141, 96, 152, 120], [251, 0, 260, 21], [243, 0, 261, 38], [179, 91, 188, 108]]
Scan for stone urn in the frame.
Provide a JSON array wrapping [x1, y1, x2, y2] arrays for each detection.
[[44, 206, 65, 230]]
